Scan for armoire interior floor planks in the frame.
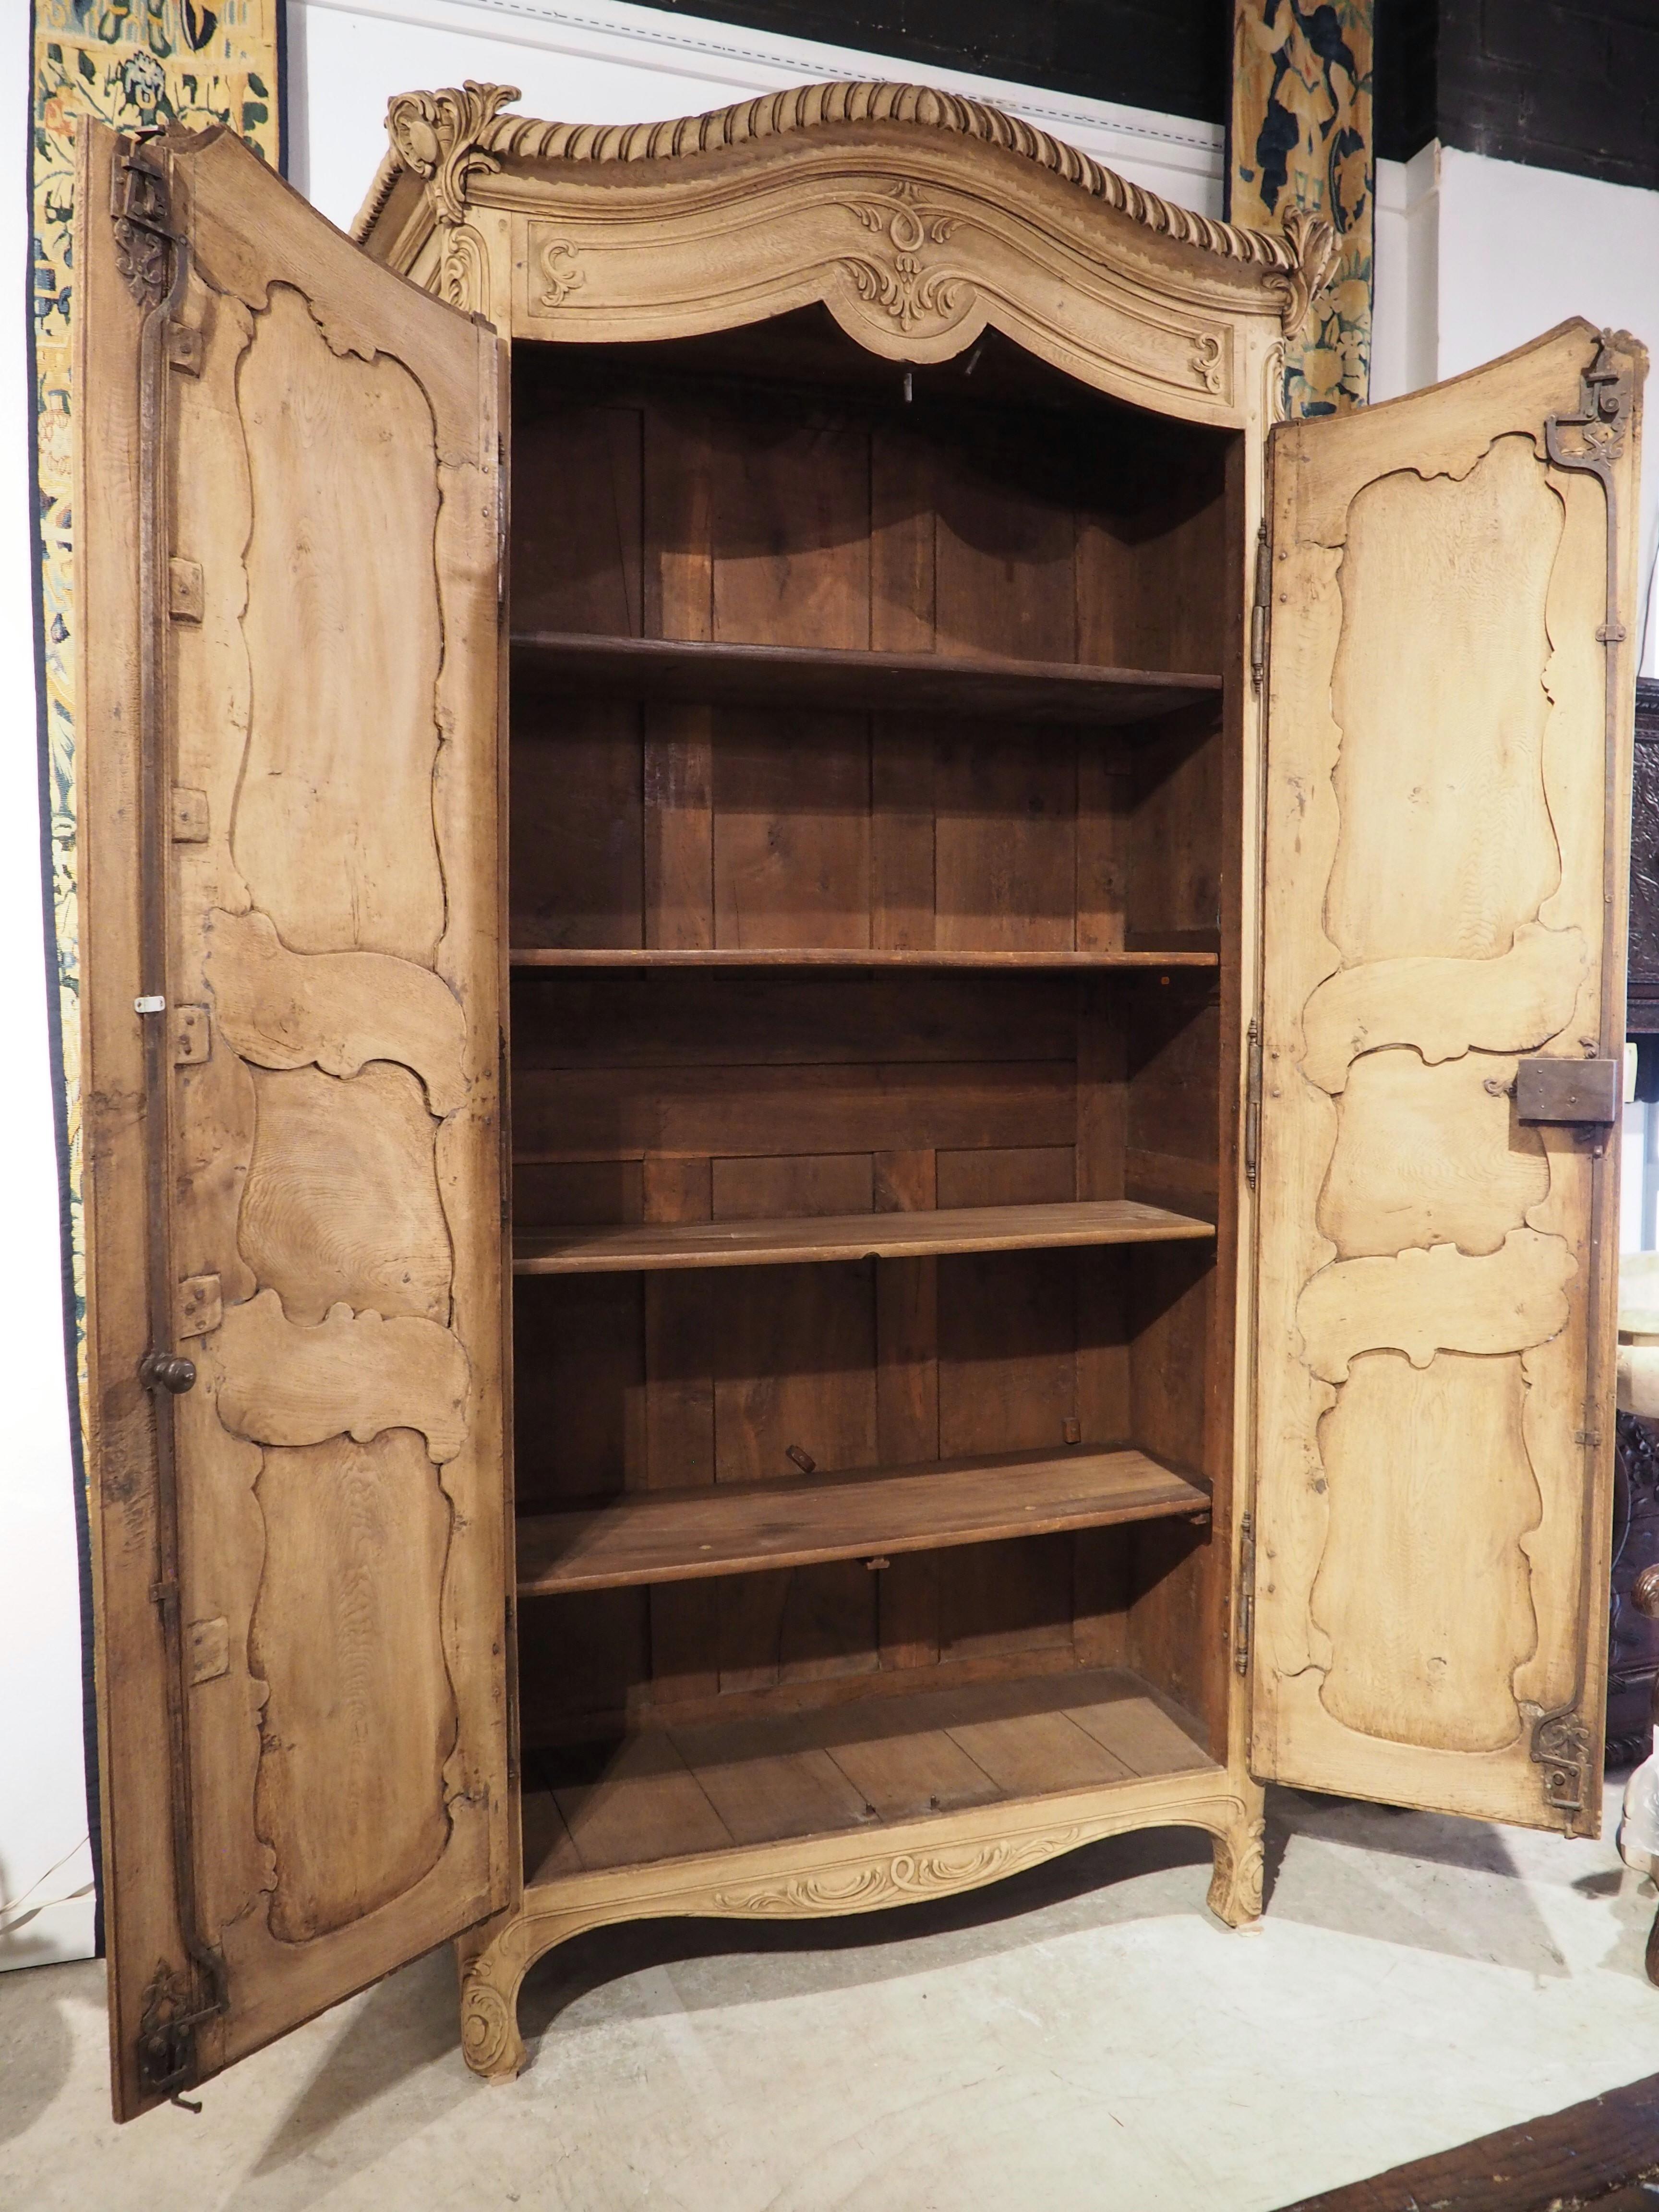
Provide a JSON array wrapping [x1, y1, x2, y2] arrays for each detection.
[[521, 1666, 1217, 1879], [516, 1444, 1210, 1594]]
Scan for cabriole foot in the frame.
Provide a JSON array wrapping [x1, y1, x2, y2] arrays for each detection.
[[1207, 1813, 1266, 1929]]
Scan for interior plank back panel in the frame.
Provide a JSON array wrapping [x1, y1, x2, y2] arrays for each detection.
[[505, 313, 1233, 1779], [509, 327, 1229, 959]]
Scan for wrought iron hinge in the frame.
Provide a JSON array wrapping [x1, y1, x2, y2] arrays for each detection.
[[1244, 1019, 1263, 1190], [497, 434, 508, 607], [1530, 1707, 1594, 1827], [111, 137, 177, 310], [1249, 521, 1271, 691], [1233, 1511, 1255, 1677], [499, 1027, 512, 1224], [136, 1956, 226, 2104], [504, 1592, 519, 1786]]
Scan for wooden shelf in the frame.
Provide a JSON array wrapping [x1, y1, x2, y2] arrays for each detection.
[[517, 1444, 1209, 1596], [510, 946, 1219, 970], [513, 1198, 1215, 1275], [511, 630, 1220, 727], [521, 1666, 1217, 1880]]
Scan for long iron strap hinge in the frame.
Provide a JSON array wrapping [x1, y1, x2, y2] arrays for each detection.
[[119, 134, 230, 2109], [1249, 520, 1271, 691], [1233, 1511, 1255, 1677], [1244, 1018, 1263, 1190]]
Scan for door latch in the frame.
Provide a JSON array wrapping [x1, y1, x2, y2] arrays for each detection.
[[1515, 1057, 1621, 1124]]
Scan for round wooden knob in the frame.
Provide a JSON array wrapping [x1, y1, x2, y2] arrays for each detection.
[[1633, 1563, 1659, 1621], [140, 1351, 197, 1395]]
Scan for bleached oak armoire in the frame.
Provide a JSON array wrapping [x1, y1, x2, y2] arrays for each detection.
[[77, 82, 1644, 2116]]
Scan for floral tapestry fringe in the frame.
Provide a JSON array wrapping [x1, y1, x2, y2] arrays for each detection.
[[31, 0, 281, 1386], [1228, 0, 1374, 416]]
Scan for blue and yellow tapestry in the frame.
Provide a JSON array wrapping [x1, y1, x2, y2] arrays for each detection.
[[31, 1, 282, 1360], [1229, 0, 1374, 416]]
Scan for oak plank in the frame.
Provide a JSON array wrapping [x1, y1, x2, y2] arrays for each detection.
[[514, 1198, 1216, 1275], [552, 1733, 733, 1869], [942, 1709, 1133, 1796], [512, 1058, 1080, 1162], [516, 1445, 1211, 1593], [680, 1714, 877, 1844], [1064, 1683, 1215, 1777], [509, 947, 1217, 968], [524, 1667, 1214, 1874], [512, 630, 1220, 727], [642, 1154, 721, 1706]]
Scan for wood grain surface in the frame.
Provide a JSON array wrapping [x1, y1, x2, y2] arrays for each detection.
[[512, 629, 1218, 723], [76, 121, 508, 2114], [514, 1199, 1215, 1274], [1277, 2071, 1659, 2211], [510, 946, 1217, 969], [522, 1665, 1214, 1878], [1250, 322, 1642, 1833], [517, 1444, 1209, 1592]]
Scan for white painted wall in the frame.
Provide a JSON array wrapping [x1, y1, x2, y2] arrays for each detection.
[[1, 12, 94, 1971], [286, 0, 1225, 237], [1371, 140, 1659, 673], [7, 0, 1659, 1975]]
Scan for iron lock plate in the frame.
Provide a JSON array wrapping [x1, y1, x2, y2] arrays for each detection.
[[1515, 1056, 1622, 1124]]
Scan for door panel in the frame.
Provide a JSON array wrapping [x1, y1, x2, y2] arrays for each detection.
[[1250, 322, 1644, 1835], [77, 123, 507, 2116]]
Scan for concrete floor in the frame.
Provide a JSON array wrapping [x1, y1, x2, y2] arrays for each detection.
[[7, 1785, 1659, 2211]]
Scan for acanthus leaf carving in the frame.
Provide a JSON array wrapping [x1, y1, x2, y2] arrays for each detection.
[[386, 79, 520, 227], [438, 223, 489, 314], [839, 178, 969, 334], [1207, 1816, 1265, 1926], [1262, 206, 1339, 337]]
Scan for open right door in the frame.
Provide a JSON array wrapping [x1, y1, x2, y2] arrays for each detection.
[[1250, 321, 1645, 1838]]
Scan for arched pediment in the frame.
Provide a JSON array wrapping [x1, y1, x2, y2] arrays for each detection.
[[356, 79, 1334, 424]]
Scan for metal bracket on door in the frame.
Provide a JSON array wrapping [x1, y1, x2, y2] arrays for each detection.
[[1233, 1512, 1255, 1677], [1514, 1057, 1622, 1127], [1530, 1707, 1595, 1822], [1243, 1020, 1263, 1189], [1249, 522, 1271, 691]]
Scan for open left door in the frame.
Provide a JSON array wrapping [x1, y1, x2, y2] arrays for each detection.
[[76, 123, 508, 2116], [1250, 322, 1644, 1838]]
